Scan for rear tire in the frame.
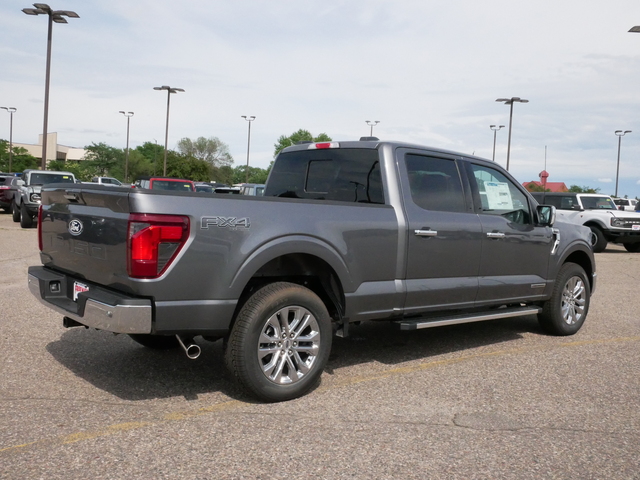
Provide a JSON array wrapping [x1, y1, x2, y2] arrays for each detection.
[[128, 334, 179, 350], [589, 227, 607, 253], [623, 243, 640, 253], [225, 282, 332, 402], [539, 263, 590, 336], [11, 201, 20, 223], [19, 203, 33, 228]]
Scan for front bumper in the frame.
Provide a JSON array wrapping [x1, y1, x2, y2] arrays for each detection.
[[28, 266, 152, 334]]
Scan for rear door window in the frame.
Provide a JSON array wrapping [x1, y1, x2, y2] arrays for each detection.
[[404, 154, 466, 212]]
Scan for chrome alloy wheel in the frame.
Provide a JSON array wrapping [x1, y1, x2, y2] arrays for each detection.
[[561, 275, 586, 325], [257, 306, 321, 385]]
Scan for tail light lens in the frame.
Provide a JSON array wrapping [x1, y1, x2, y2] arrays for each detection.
[[127, 213, 190, 278], [37, 205, 43, 251]]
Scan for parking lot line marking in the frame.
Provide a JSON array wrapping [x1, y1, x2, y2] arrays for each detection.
[[1, 335, 638, 455]]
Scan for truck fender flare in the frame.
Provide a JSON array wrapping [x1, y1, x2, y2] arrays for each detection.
[[227, 235, 353, 297]]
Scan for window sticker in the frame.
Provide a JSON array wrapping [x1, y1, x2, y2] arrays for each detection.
[[484, 182, 513, 210]]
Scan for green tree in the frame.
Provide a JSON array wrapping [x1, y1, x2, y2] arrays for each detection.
[[47, 160, 91, 180], [135, 142, 164, 176], [165, 151, 211, 181], [569, 185, 600, 193], [273, 129, 332, 157], [231, 165, 269, 185], [0, 142, 39, 172], [83, 142, 124, 178], [177, 137, 234, 168], [215, 165, 235, 185]]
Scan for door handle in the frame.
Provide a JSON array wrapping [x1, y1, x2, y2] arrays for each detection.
[[486, 232, 506, 239], [415, 229, 437, 237]]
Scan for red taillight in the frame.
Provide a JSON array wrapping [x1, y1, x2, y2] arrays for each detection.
[[127, 213, 190, 279], [308, 142, 339, 150], [37, 205, 43, 251]]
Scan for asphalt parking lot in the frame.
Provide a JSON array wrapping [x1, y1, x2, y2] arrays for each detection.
[[1, 213, 639, 479]]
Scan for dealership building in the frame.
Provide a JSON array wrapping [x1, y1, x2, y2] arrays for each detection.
[[13, 132, 86, 164]]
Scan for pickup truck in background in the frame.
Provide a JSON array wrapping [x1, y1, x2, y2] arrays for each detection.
[[531, 192, 640, 253], [29, 139, 596, 401], [14, 169, 76, 228]]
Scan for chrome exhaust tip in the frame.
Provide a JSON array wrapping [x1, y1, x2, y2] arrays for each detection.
[[175, 335, 201, 360]]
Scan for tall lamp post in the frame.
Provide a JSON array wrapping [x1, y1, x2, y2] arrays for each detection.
[[1, 107, 17, 172], [119, 111, 134, 182], [366, 120, 380, 137], [495, 97, 528, 171], [614, 130, 632, 198], [153, 85, 184, 176], [241, 116, 255, 183], [489, 124, 504, 162], [22, 3, 79, 170]]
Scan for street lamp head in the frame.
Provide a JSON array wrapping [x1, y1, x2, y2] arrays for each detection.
[[615, 130, 632, 136], [496, 97, 529, 104], [154, 85, 184, 94], [629, 26, 640, 33], [242, 116, 256, 121], [22, 7, 46, 15], [24, 5, 79, 19], [119, 111, 134, 117], [1, 107, 17, 113]]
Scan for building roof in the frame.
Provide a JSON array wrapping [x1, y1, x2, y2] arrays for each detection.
[[523, 180, 569, 192]]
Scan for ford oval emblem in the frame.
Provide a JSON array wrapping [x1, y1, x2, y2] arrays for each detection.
[[68, 219, 84, 236]]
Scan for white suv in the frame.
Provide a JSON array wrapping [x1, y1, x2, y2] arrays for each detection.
[[613, 198, 638, 211]]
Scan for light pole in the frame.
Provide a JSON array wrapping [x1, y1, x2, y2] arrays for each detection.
[[366, 120, 380, 137], [1, 107, 17, 172], [241, 116, 255, 183], [119, 111, 133, 182], [489, 124, 504, 162], [495, 97, 528, 171], [22, 3, 79, 170], [154, 85, 184, 176], [614, 130, 632, 198]]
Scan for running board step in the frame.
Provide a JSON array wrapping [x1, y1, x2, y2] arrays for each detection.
[[396, 306, 542, 331]]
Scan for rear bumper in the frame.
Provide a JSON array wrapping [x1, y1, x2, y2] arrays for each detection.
[[28, 266, 152, 334]]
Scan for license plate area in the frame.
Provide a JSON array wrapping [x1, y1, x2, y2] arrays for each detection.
[[73, 281, 89, 301]]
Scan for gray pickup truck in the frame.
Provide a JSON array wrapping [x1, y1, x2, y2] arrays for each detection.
[[14, 169, 76, 228], [28, 139, 596, 401]]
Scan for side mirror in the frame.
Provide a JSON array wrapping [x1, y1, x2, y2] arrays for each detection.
[[16, 179, 25, 187], [537, 205, 556, 227]]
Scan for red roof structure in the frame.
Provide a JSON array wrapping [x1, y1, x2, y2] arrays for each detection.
[[523, 170, 568, 192]]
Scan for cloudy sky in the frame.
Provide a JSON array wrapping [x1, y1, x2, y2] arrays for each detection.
[[1, 0, 639, 196]]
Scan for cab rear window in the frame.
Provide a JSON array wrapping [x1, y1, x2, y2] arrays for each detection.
[[265, 149, 384, 204]]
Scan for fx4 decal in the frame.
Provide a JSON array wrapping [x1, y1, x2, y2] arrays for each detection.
[[201, 216, 250, 229]]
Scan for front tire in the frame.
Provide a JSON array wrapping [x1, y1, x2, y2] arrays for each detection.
[[539, 263, 590, 336], [589, 226, 607, 253], [623, 242, 640, 253], [225, 282, 332, 402], [20, 203, 33, 228], [11, 201, 20, 223]]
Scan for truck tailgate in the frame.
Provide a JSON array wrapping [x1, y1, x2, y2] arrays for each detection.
[[39, 185, 131, 288]]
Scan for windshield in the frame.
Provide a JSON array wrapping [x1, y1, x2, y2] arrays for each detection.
[[29, 173, 75, 185], [581, 196, 617, 210]]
